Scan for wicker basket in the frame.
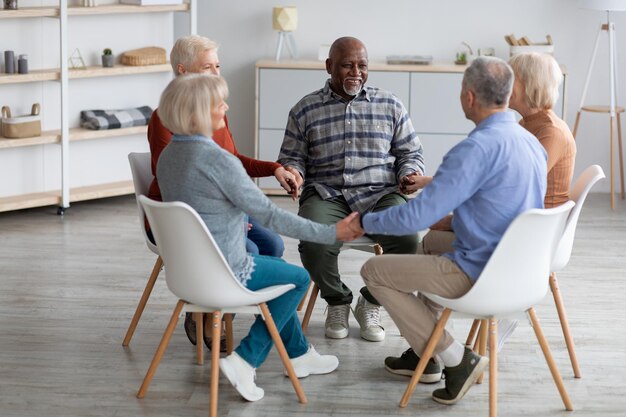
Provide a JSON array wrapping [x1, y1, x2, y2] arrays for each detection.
[[121, 47, 166, 66]]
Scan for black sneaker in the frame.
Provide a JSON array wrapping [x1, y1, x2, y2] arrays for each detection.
[[432, 347, 489, 405], [183, 312, 197, 346], [384, 348, 442, 383]]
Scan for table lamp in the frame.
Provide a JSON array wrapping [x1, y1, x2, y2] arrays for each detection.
[[272, 6, 298, 61], [573, 0, 626, 208]]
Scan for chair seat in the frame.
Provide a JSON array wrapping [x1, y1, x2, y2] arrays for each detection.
[[183, 284, 295, 313]]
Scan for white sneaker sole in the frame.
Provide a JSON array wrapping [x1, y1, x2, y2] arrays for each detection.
[[384, 365, 442, 383], [360, 328, 385, 342], [325, 328, 349, 339], [285, 359, 339, 378]]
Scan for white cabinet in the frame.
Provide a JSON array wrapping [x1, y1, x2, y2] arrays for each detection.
[[255, 60, 568, 192], [0, 1, 196, 213]]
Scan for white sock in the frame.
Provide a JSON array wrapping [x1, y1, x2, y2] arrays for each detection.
[[439, 340, 465, 368]]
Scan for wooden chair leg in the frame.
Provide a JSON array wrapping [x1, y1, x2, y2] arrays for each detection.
[[209, 311, 221, 417], [400, 308, 451, 408], [259, 303, 307, 404], [527, 308, 574, 411], [194, 312, 204, 365], [572, 110, 582, 138], [477, 319, 488, 384], [489, 318, 498, 417], [137, 299, 185, 398], [301, 283, 319, 333], [472, 321, 482, 353], [549, 273, 581, 378], [297, 281, 312, 312], [123, 256, 163, 346], [466, 319, 481, 348], [224, 313, 234, 354]]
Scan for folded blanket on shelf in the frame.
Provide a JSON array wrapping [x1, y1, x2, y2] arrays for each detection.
[[80, 106, 153, 130]]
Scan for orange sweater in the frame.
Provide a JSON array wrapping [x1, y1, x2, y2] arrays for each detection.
[[520, 110, 576, 208], [147, 110, 281, 201]]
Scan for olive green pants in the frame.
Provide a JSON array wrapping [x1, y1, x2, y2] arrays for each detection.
[[298, 189, 419, 306]]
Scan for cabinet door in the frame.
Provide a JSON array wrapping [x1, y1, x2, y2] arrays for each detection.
[[410, 72, 474, 135], [367, 71, 410, 111], [419, 134, 466, 176], [259, 68, 327, 130], [257, 129, 286, 191]]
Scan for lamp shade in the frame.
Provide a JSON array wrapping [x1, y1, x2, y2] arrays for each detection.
[[579, 0, 626, 11], [273, 6, 298, 32]]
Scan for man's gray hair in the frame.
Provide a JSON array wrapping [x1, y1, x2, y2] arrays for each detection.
[[462, 57, 514, 108]]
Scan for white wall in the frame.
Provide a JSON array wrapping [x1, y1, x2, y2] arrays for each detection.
[[183, 0, 626, 193]]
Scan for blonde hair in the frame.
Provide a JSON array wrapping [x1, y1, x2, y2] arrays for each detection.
[[170, 35, 219, 75], [158, 74, 229, 137], [509, 52, 562, 110]]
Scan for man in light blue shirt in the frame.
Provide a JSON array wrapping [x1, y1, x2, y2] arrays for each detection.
[[350, 57, 547, 406]]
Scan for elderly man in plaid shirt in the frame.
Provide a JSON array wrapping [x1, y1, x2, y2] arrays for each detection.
[[277, 37, 426, 343]]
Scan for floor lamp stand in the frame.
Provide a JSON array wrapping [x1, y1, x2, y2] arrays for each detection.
[[573, 10, 625, 209]]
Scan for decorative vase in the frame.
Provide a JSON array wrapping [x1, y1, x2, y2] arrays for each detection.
[[101, 54, 114, 68]]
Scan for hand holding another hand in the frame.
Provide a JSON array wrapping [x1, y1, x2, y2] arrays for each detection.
[[335, 212, 364, 242], [400, 172, 433, 195], [274, 166, 303, 200]]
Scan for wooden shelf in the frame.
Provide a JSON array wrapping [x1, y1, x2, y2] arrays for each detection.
[[69, 125, 147, 142], [0, 131, 60, 149], [0, 191, 60, 213], [0, 4, 188, 19], [0, 64, 171, 85], [0, 180, 135, 212], [70, 180, 134, 203]]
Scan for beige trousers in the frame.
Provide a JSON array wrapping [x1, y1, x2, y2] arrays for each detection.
[[422, 229, 456, 255], [361, 254, 472, 355]]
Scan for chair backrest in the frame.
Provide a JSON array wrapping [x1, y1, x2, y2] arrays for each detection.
[[435, 201, 574, 317], [128, 152, 158, 254], [551, 165, 605, 271], [138, 195, 268, 308]]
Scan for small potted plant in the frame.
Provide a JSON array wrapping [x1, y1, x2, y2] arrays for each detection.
[[101, 48, 114, 68]]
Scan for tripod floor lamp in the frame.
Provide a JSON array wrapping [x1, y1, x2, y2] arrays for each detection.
[[573, 0, 626, 209]]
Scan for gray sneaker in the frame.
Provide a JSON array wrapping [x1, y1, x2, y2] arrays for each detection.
[[384, 348, 442, 383], [352, 295, 385, 342], [432, 347, 489, 405], [325, 304, 350, 339]]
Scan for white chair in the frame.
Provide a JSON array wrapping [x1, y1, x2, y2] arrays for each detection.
[[122, 152, 163, 347], [401, 202, 575, 417], [465, 165, 606, 378], [549, 164, 605, 378], [300, 236, 383, 332], [136, 196, 307, 417]]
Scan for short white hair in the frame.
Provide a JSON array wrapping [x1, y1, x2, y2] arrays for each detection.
[[170, 35, 219, 75], [158, 74, 228, 137], [509, 52, 562, 110]]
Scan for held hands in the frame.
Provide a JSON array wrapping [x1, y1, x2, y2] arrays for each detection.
[[274, 166, 299, 200], [335, 212, 364, 242], [400, 172, 433, 195]]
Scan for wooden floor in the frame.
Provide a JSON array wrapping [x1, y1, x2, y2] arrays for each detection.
[[1, 193, 625, 417]]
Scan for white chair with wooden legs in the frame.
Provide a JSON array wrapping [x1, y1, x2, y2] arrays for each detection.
[[136, 196, 306, 417], [465, 165, 606, 379], [401, 202, 575, 417], [123, 152, 163, 347], [300, 236, 382, 332]]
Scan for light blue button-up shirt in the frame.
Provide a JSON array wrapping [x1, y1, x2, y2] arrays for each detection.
[[362, 111, 547, 281]]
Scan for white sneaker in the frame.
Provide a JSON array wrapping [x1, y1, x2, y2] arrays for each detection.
[[496, 319, 518, 352], [284, 345, 339, 378], [219, 352, 264, 402], [325, 304, 350, 339], [352, 295, 385, 342]]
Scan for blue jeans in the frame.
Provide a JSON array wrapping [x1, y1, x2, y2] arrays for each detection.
[[235, 254, 309, 368], [245, 217, 285, 257]]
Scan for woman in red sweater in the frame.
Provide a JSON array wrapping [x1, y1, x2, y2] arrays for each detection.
[[147, 35, 301, 348]]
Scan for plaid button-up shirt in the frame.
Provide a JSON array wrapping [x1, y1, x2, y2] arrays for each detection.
[[278, 80, 424, 213]]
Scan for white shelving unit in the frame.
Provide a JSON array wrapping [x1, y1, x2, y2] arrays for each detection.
[[0, 1, 196, 214]]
